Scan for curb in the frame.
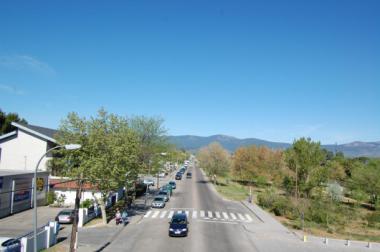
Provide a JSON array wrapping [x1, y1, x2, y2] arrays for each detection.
[[240, 200, 265, 223]]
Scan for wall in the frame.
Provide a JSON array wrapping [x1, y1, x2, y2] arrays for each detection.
[[0, 129, 50, 171], [53, 190, 102, 206], [20, 222, 59, 252]]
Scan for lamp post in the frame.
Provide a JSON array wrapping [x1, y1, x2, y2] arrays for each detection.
[[33, 144, 81, 252]]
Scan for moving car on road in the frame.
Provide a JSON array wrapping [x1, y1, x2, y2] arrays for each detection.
[[168, 212, 189, 237], [158, 190, 170, 202], [175, 173, 182, 180], [151, 196, 166, 208], [55, 209, 75, 224], [186, 172, 192, 179]]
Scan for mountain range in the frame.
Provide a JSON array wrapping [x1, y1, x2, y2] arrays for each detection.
[[168, 135, 380, 157]]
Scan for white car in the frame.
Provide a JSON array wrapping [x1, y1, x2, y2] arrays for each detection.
[[0, 237, 21, 252], [158, 173, 165, 178], [143, 179, 155, 186]]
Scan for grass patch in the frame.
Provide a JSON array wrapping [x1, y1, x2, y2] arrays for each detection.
[[214, 177, 249, 201]]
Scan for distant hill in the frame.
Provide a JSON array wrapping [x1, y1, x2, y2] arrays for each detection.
[[168, 135, 380, 157]]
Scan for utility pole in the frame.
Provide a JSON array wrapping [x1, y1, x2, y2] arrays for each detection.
[[70, 174, 83, 252]]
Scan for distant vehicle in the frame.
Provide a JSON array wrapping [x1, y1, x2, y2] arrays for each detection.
[[179, 168, 186, 174], [158, 172, 166, 178], [143, 178, 155, 186], [158, 190, 170, 202], [0, 237, 21, 251], [175, 173, 182, 180], [55, 209, 75, 224], [169, 212, 189, 237], [169, 181, 176, 189], [186, 172, 192, 179], [151, 196, 166, 208]]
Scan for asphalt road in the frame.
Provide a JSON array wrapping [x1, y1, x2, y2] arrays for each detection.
[[104, 163, 276, 252]]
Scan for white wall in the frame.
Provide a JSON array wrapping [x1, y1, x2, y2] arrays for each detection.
[[0, 130, 50, 171], [54, 190, 102, 206]]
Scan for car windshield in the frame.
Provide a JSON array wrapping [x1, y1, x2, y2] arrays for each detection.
[[171, 217, 187, 224], [154, 197, 164, 202], [158, 191, 167, 195], [60, 211, 73, 215]]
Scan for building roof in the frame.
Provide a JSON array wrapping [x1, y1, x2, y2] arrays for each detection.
[[50, 178, 97, 190], [0, 131, 17, 141], [11, 122, 58, 143], [0, 169, 49, 177]]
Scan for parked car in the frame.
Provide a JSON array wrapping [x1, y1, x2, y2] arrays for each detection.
[[158, 190, 170, 202], [169, 181, 176, 189], [143, 178, 155, 187], [162, 184, 173, 196], [158, 172, 166, 178], [168, 212, 189, 237], [186, 172, 192, 179], [55, 209, 75, 224], [151, 196, 166, 208], [175, 173, 182, 180], [0, 237, 21, 252]]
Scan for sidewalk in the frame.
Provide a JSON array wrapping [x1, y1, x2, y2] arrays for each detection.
[[241, 200, 380, 251]]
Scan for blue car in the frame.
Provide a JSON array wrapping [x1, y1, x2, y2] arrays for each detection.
[[169, 212, 189, 237]]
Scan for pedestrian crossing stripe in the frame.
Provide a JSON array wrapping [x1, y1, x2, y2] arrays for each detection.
[[160, 211, 167, 218], [144, 209, 253, 223]]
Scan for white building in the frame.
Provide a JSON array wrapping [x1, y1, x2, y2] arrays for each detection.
[[0, 122, 57, 172]]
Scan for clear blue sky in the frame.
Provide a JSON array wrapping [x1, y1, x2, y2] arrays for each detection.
[[1, 0, 379, 144]]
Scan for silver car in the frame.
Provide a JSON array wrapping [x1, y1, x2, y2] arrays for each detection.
[[151, 196, 166, 208]]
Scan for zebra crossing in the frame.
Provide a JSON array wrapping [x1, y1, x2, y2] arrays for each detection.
[[143, 209, 254, 223]]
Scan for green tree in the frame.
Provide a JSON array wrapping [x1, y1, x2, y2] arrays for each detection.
[[350, 159, 380, 208], [197, 142, 231, 183], [129, 115, 169, 175], [0, 108, 28, 134], [53, 109, 139, 224], [285, 137, 327, 198]]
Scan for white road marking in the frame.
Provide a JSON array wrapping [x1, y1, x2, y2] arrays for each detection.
[[160, 211, 167, 218], [208, 211, 213, 218], [185, 211, 189, 217], [245, 214, 253, 222], [152, 211, 160, 218], [197, 219, 238, 225], [192, 210, 197, 219], [168, 211, 174, 218], [200, 210, 205, 218], [237, 213, 245, 221], [144, 211, 152, 218], [230, 213, 237, 220], [222, 212, 229, 220], [177, 210, 183, 214], [215, 212, 221, 219]]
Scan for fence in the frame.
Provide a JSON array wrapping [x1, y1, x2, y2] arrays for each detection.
[[19, 222, 59, 252]]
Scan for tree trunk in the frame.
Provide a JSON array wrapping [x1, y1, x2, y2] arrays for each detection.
[[100, 201, 107, 225]]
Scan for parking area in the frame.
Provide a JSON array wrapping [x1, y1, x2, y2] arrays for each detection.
[[0, 206, 65, 237]]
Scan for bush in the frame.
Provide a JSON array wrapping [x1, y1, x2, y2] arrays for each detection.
[[257, 188, 276, 209], [46, 191, 57, 205], [367, 211, 380, 228], [272, 196, 296, 218]]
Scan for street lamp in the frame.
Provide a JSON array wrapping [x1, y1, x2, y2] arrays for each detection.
[[33, 144, 81, 252]]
